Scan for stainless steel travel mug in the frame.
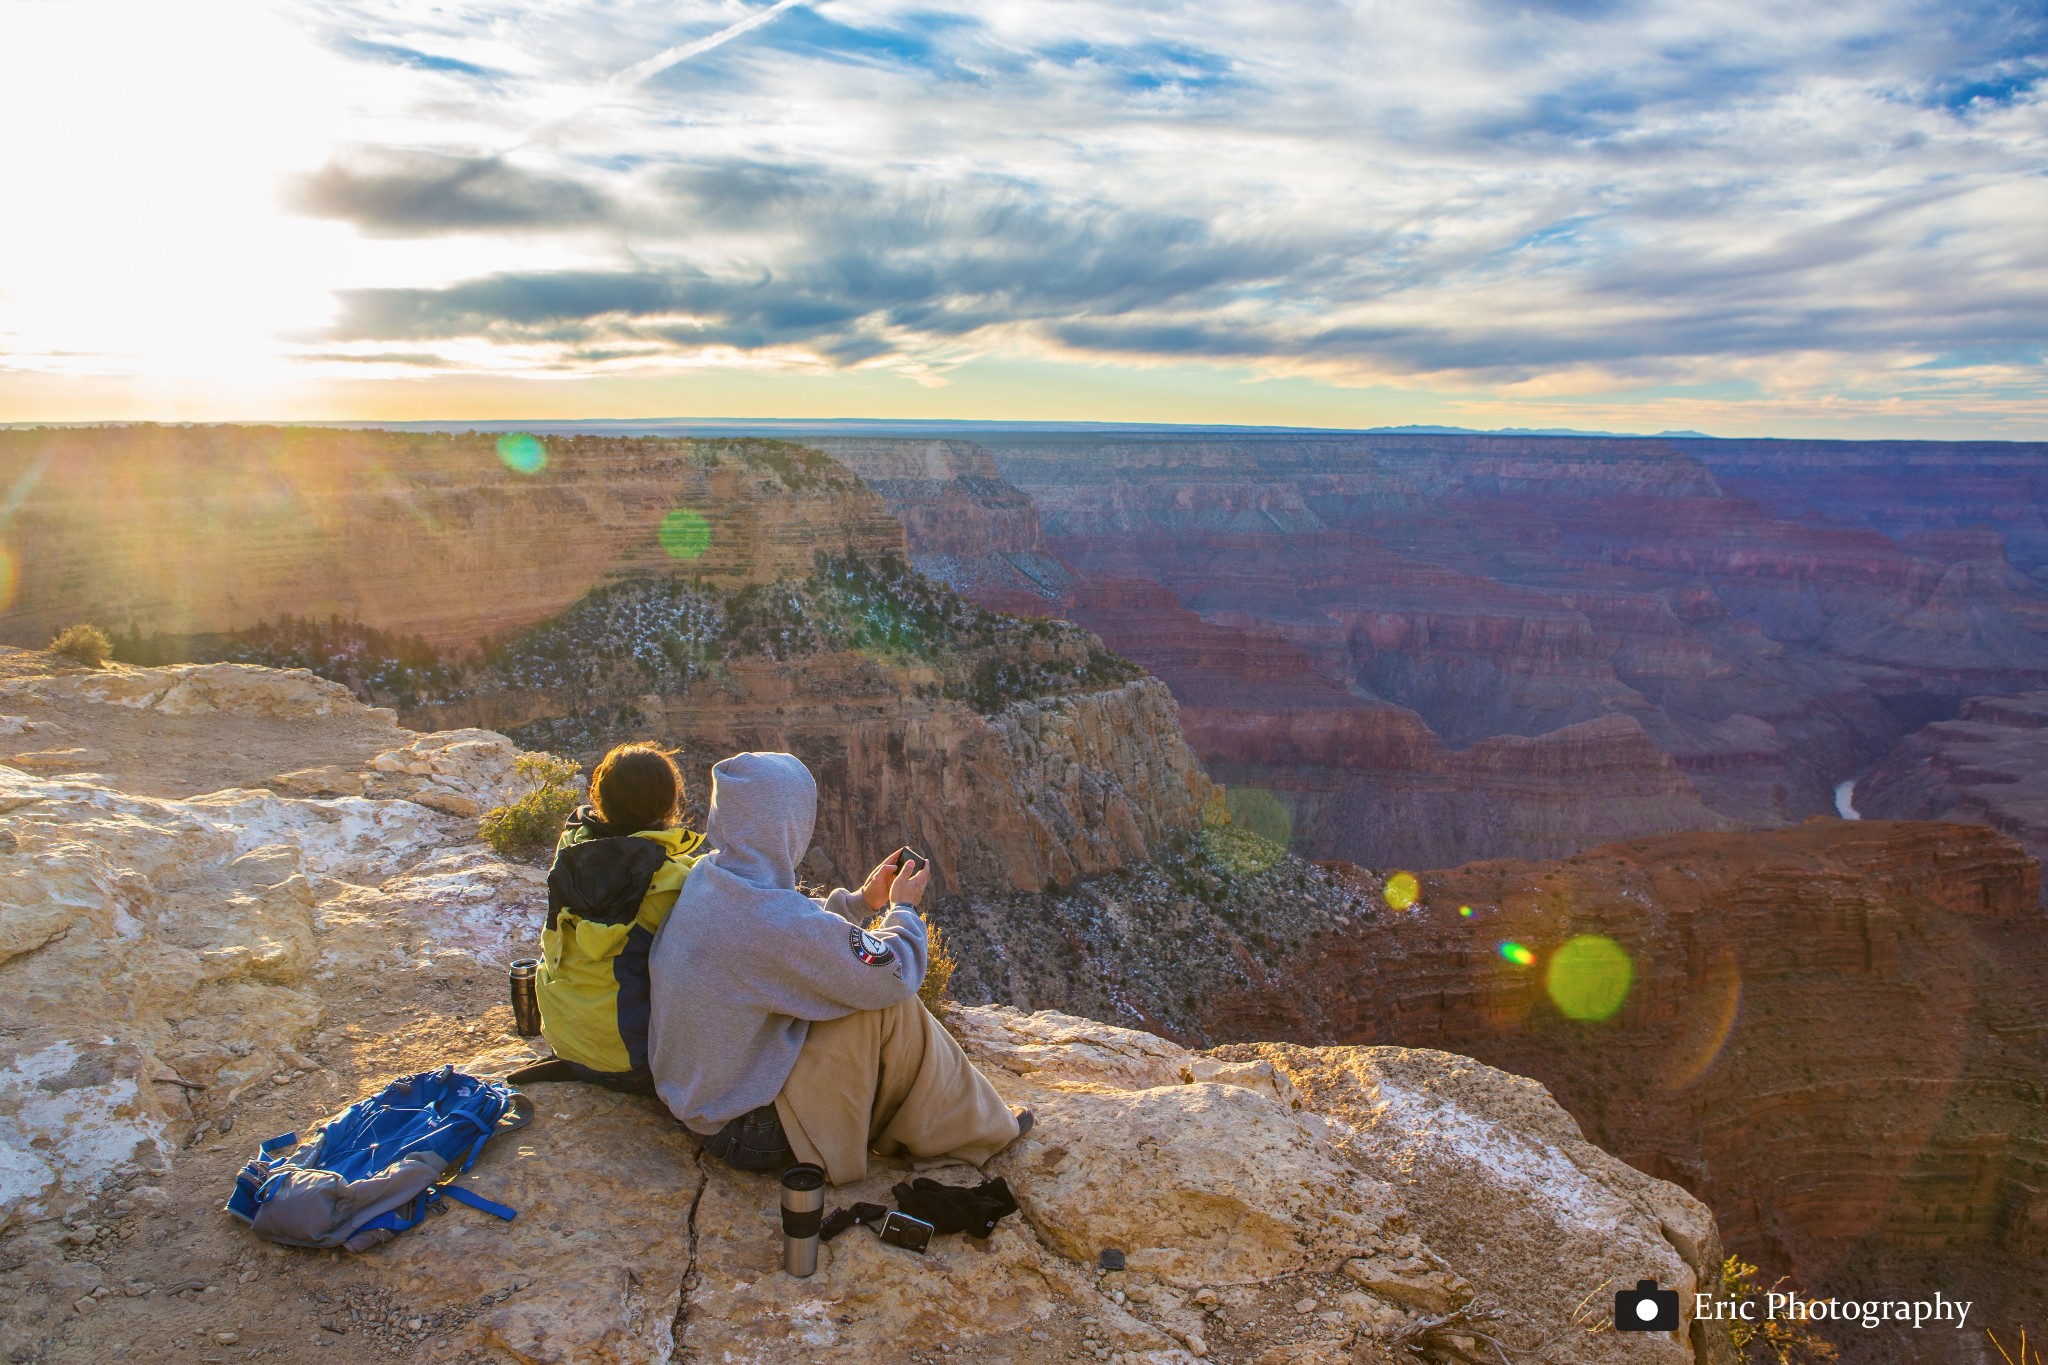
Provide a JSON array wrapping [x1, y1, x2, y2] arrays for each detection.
[[780, 1163, 826, 1277], [508, 959, 542, 1037]]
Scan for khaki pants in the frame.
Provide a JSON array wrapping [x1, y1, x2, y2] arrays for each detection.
[[773, 996, 1021, 1185]]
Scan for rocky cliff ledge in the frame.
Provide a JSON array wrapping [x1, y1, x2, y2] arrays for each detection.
[[0, 658, 1732, 1364]]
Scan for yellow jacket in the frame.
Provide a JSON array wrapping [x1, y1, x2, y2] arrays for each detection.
[[537, 809, 706, 1075]]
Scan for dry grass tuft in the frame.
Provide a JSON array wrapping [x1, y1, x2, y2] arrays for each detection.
[[50, 622, 112, 667]]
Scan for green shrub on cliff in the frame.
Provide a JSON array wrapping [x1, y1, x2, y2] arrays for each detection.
[[480, 753, 583, 857], [1197, 786, 1288, 878], [1721, 1257, 1839, 1363], [919, 919, 957, 1015], [50, 623, 112, 667]]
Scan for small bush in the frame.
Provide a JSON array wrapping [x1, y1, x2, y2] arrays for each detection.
[[1722, 1256, 1840, 1363], [862, 909, 955, 1015], [920, 920, 957, 1015], [480, 752, 583, 856], [50, 623, 112, 667]]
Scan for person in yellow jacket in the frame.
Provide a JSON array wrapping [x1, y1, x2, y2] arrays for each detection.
[[533, 742, 706, 1094]]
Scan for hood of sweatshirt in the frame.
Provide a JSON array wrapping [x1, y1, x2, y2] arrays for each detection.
[[703, 751, 817, 890]]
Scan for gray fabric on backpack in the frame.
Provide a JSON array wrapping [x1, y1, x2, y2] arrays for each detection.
[[248, 1151, 444, 1250]]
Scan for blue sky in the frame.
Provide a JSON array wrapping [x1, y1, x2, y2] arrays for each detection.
[[0, 0, 2044, 434]]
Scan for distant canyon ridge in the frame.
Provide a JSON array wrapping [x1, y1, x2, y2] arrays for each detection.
[[819, 432, 2048, 869], [10, 425, 2048, 871]]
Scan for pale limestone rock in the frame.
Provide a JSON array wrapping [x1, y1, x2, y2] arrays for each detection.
[[364, 728, 536, 817], [1231, 1041, 1733, 1365], [1339, 1251, 1470, 1313], [950, 1006, 1192, 1091], [266, 764, 369, 798], [18, 662, 364, 720], [0, 763, 446, 1227], [990, 1081, 1400, 1285], [369, 846, 550, 960], [364, 1080, 697, 1365], [1182, 1056, 1301, 1110], [4, 747, 104, 772]]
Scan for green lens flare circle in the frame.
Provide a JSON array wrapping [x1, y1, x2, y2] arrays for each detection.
[[1546, 934, 1634, 1021], [496, 433, 546, 474], [1383, 871, 1419, 911], [659, 507, 713, 560]]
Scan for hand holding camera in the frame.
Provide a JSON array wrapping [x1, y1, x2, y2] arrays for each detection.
[[859, 847, 931, 911], [887, 846, 930, 909]]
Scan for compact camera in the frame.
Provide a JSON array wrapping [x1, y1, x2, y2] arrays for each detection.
[[1615, 1279, 1681, 1332], [876, 1210, 933, 1253]]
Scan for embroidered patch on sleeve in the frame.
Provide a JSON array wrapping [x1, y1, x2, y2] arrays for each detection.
[[849, 926, 896, 967]]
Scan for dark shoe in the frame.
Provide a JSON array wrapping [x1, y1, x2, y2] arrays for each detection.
[[1012, 1106, 1035, 1140]]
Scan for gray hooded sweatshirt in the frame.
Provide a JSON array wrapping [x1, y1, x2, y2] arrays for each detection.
[[646, 751, 928, 1133]]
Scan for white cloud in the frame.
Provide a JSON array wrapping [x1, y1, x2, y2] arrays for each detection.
[[1, 0, 2043, 426]]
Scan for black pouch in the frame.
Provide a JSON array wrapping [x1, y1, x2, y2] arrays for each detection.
[[891, 1176, 1020, 1239]]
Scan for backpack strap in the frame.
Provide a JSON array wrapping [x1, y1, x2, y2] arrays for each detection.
[[434, 1184, 518, 1221], [453, 1090, 533, 1173]]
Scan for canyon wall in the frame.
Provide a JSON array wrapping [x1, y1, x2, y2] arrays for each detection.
[[811, 437, 1074, 613], [1063, 574, 1734, 868], [640, 670, 1215, 895], [1191, 819, 2048, 1361], [817, 432, 2048, 870], [0, 426, 902, 650], [1857, 691, 2048, 895]]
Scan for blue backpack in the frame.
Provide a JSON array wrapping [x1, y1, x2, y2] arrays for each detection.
[[226, 1067, 533, 1252]]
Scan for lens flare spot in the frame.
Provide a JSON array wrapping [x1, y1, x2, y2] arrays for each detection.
[[1226, 786, 1293, 848], [1459, 905, 1474, 917], [1201, 786, 1290, 875], [1499, 941, 1536, 967], [1546, 934, 1634, 1021], [1659, 949, 1742, 1090], [659, 507, 713, 560], [1383, 871, 1420, 911], [0, 546, 15, 612], [495, 433, 546, 474]]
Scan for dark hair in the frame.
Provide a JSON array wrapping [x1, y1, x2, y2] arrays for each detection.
[[590, 743, 683, 832]]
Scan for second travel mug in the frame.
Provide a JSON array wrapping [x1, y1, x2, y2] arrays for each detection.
[[508, 959, 542, 1037]]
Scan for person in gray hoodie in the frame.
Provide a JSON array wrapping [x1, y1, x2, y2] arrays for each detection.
[[647, 751, 1025, 1183]]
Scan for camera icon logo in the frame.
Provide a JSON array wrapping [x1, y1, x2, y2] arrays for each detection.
[[1615, 1279, 1681, 1332]]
